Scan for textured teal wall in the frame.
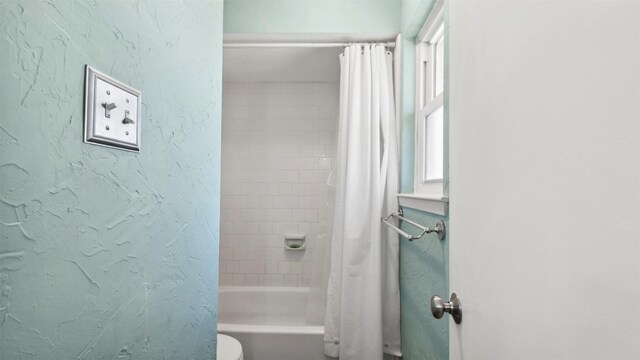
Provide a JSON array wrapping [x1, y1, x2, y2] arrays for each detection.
[[399, 208, 448, 360], [0, 1, 222, 358], [224, 0, 401, 33], [398, 1, 450, 360]]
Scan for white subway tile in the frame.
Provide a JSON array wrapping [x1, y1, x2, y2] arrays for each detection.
[[259, 274, 272, 286], [303, 209, 318, 222], [220, 248, 234, 261], [267, 182, 281, 194], [227, 261, 240, 273], [305, 157, 319, 169], [289, 211, 305, 222], [240, 261, 255, 274], [302, 262, 314, 276], [285, 274, 298, 287], [311, 145, 326, 157], [298, 275, 311, 287], [219, 235, 233, 248], [265, 261, 278, 274], [271, 222, 284, 235], [278, 183, 293, 195], [271, 274, 284, 286], [259, 195, 273, 208], [318, 157, 332, 169], [220, 274, 233, 286], [298, 145, 314, 156], [298, 222, 312, 234], [246, 222, 260, 234], [227, 209, 241, 221], [290, 262, 303, 275], [251, 209, 269, 221], [250, 261, 265, 274], [268, 236, 283, 247], [291, 183, 306, 195], [285, 171, 299, 182], [299, 196, 313, 209], [222, 82, 338, 286], [267, 248, 286, 261], [245, 236, 262, 248], [247, 248, 262, 260], [278, 261, 290, 274], [231, 248, 245, 261], [259, 222, 272, 234], [245, 274, 259, 286], [232, 196, 248, 208], [281, 222, 299, 233]]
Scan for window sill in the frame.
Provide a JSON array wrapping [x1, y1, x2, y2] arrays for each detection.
[[397, 193, 448, 216]]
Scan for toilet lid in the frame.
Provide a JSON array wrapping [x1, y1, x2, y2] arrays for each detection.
[[217, 334, 243, 360]]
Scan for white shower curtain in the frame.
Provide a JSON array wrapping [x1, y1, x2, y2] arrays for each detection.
[[324, 44, 401, 360]]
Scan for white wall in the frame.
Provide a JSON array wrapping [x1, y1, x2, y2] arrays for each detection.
[[220, 82, 338, 287], [449, 1, 640, 359]]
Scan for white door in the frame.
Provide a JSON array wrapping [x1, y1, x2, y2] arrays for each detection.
[[448, 1, 640, 359]]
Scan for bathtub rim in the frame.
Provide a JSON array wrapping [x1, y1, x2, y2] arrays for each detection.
[[219, 285, 311, 293], [218, 285, 325, 333], [218, 323, 324, 335]]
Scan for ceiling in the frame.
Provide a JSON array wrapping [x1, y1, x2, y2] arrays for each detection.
[[223, 47, 342, 83]]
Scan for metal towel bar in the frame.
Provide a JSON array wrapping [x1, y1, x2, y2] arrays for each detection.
[[381, 209, 446, 241]]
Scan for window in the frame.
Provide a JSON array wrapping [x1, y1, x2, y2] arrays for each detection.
[[414, 0, 445, 196]]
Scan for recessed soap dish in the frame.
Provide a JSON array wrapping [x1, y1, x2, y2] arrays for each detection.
[[284, 234, 306, 251]]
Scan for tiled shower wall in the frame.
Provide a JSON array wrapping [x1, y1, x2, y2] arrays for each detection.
[[220, 82, 338, 286]]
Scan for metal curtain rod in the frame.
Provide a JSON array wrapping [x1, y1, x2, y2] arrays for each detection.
[[224, 42, 396, 48], [382, 209, 446, 241]]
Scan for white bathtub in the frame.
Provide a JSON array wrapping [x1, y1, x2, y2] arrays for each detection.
[[218, 286, 330, 360]]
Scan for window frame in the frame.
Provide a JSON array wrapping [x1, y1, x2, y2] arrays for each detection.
[[414, 0, 445, 196]]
